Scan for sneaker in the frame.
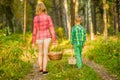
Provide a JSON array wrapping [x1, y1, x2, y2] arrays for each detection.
[[42, 71, 48, 75]]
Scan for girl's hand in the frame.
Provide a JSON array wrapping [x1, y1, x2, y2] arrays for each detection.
[[32, 44, 35, 49]]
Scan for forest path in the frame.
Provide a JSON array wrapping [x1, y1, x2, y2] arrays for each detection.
[[23, 61, 44, 80], [82, 46, 118, 80], [24, 46, 118, 80]]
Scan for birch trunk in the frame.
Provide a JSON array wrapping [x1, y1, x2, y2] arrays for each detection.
[[23, 0, 26, 41], [88, 0, 94, 40], [63, 0, 71, 39], [70, 0, 75, 27], [103, 0, 107, 42], [75, 0, 79, 16]]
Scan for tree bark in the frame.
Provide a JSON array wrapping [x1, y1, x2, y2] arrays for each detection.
[[114, 0, 119, 33], [23, 0, 26, 41], [63, 0, 71, 39], [75, 0, 79, 17], [103, 0, 107, 42], [92, 0, 97, 35], [88, 0, 94, 40], [70, 0, 75, 27]]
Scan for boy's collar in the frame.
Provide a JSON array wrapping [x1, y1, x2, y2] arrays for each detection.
[[75, 24, 81, 26]]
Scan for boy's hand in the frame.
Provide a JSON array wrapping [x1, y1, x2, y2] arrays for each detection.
[[71, 45, 74, 49]]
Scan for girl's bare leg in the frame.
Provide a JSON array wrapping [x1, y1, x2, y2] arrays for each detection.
[[43, 39, 51, 71], [38, 43, 43, 70]]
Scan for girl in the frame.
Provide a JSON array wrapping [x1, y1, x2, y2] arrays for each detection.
[[32, 3, 56, 75]]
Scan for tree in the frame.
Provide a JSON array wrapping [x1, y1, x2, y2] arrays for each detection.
[[88, 0, 94, 40], [103, 0, 107, 42], [70, 0, 75, 27], [63, 0, 71, 39], [75, 0, 79, 16], [114, 0, 119, 33], [0, 0, 14, 33], [92, 0, 97, 35], [23, 0, 26, 41]]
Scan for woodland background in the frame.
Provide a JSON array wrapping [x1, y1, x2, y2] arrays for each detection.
[[0, 0, 120, 80]]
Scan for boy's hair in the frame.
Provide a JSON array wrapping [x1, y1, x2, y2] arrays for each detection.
[[75, 16, 82, 23]]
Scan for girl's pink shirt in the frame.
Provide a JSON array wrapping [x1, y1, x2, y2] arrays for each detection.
[[32, 13, 56, 44]]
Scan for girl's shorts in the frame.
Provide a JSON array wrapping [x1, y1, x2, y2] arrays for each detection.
[[36, 38, 51, 44]]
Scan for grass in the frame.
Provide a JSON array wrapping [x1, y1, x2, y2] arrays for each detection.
[[44, 55, 102, 80], [0, 33, 34, 80], [1, 33, 119, 80], [83, 36, 120, 79]]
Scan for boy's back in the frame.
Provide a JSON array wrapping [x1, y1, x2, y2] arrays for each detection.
[[70, 25, 86, 47]]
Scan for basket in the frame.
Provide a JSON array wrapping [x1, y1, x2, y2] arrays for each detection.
[[48, 52, 63, 60], [68, 57, 76, 64], [68, 48, 76, 65]]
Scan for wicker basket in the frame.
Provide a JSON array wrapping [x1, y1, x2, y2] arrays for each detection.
[[48, 52, 63, 60]]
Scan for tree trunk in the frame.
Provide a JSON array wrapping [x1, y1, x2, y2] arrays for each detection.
[[63, 0, 71, 39], [70, 0, 75, 27], [114, 0, 119, 33], [28, 0, 36, 32], [57, 0, 62, 26], [88, 0, 94, 40], [59, 0, 63, 27], [52, 0, 61, 26], [75, 0, 79, 16], [5, 6, 14, 33], [52, 0, 57, 26], [85, 1, 89, 33], [23, 0, 26, 41], [92, 0, 97, 35], [103, 0, 107, 42]]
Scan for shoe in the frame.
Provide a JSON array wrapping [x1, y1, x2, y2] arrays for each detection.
[[39, 70, 43, 72], [42, 71, 48, 75]]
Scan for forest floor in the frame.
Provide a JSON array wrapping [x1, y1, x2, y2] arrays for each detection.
[[24, 46, 119, 80]]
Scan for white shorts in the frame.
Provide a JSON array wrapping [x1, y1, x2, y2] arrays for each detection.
[[36, 38, 51, 44]]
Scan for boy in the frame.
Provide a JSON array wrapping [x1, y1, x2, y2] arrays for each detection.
[[70, 16, 86, 69]]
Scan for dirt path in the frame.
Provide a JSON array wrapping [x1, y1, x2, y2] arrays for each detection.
[[24, 61, 44, 80], [83, 58, 118, 80], [82, 46, 119, 80], [64, 48, 119, 80], [24, 48, 118, 80]]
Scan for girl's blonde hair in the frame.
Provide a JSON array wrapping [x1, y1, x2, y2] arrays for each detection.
[[75, 16, 82, 23], [35, 3, 47, 15]]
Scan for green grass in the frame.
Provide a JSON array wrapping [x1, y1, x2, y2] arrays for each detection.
[[1, 33, 119, 80], [84, 36, 120, 79], [0, 34, 34, 80], [44, 55, 102, 80]]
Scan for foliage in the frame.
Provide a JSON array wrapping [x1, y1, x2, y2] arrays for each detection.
[[84, 36, 120, 79], [0, 34, 35, 80], [0, 27, 11, 36], [55, 27, 66, 40], [44, 55, 102, 80]]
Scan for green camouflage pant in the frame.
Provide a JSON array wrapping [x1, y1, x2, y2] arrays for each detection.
[[74, 45, 83, 69]]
